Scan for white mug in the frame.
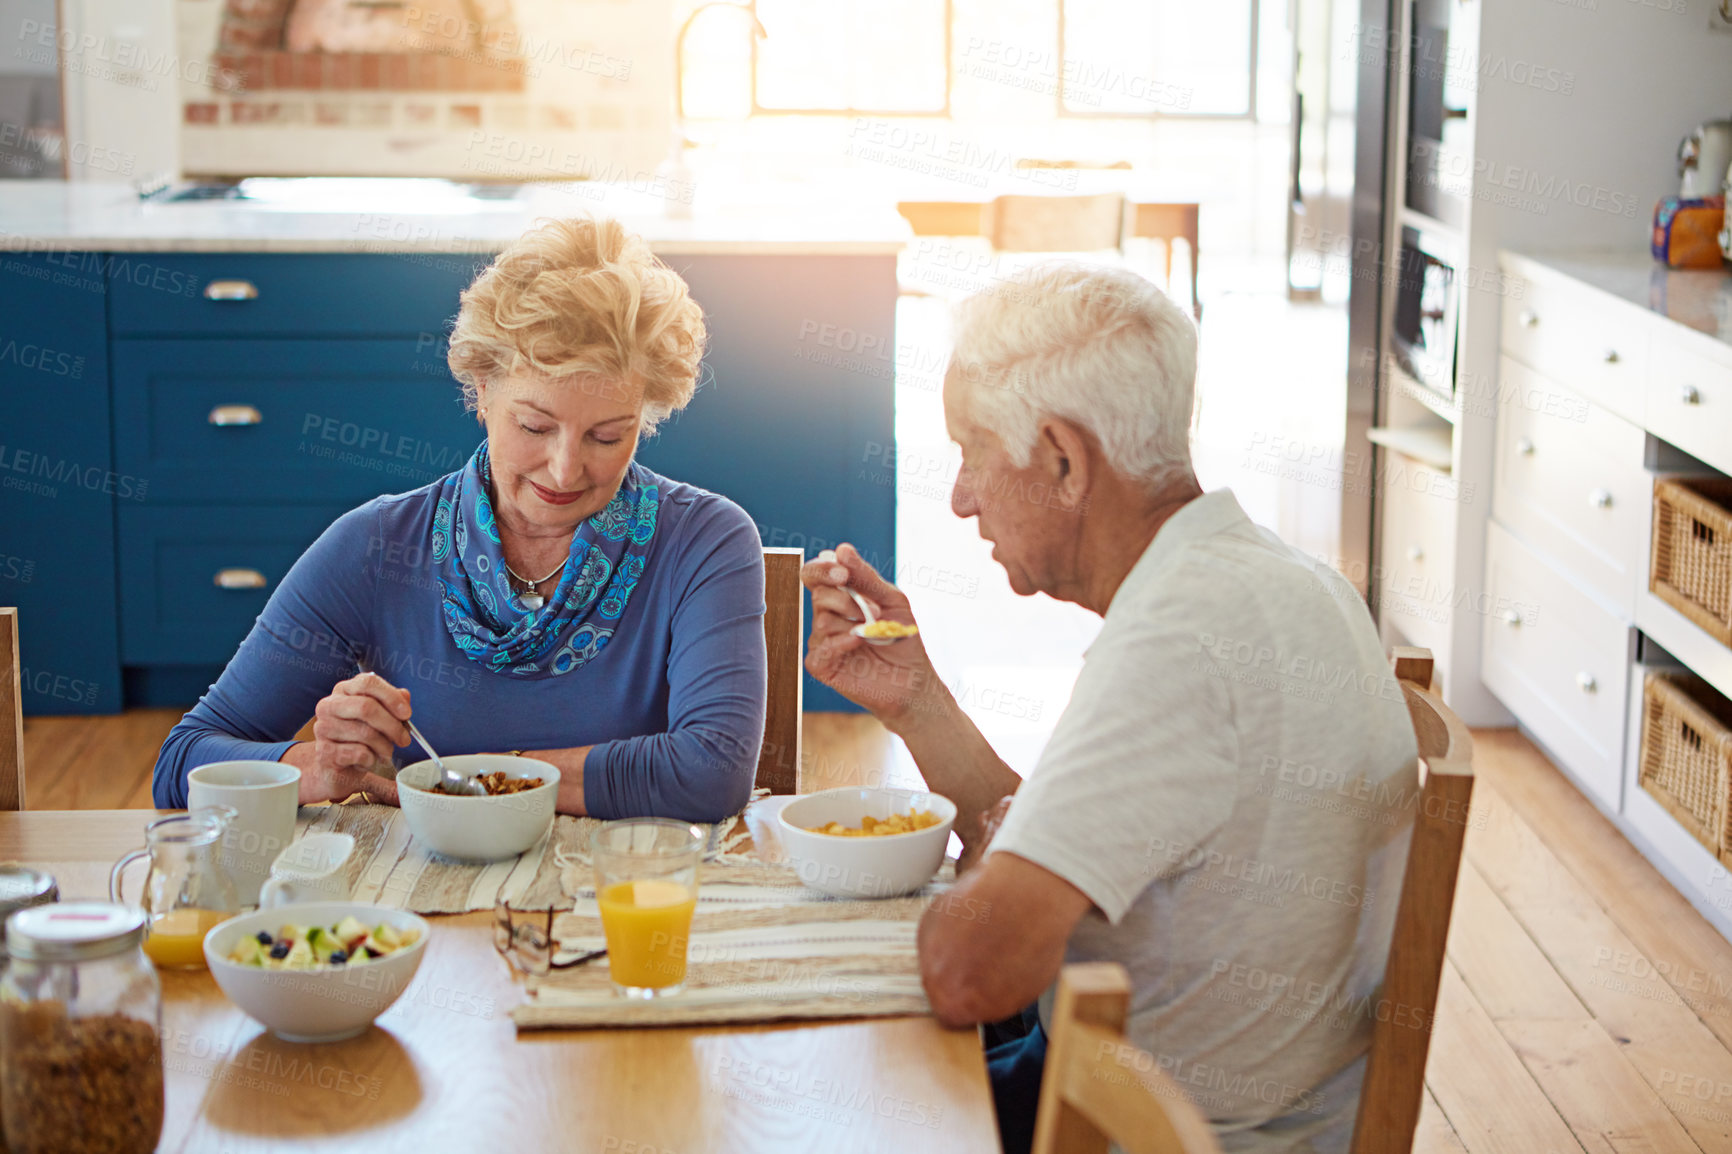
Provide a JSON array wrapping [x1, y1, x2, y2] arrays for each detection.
[[187, 760, 300, 906], [259, 832, 356, 908]]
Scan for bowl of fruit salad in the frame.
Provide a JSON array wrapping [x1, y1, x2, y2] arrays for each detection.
[[204, 902, 429, 1042]]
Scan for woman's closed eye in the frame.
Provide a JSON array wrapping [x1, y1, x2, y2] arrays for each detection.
[[518, 421, 553, 436]]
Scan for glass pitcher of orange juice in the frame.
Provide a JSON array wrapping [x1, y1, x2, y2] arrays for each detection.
[[592, 819, 704, 998], [109, 808, 242, 970]]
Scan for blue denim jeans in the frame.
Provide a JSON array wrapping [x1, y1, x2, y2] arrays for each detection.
[[985, 1005, 1047, 1154]]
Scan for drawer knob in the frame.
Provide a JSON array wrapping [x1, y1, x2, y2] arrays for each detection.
[[1588, 488, 1613, 509], [1683, 384, 1703, 405], [207, 404, 262, 427], [1576, 671, 1598, 693], [1601, 348, 1619, 364], [1516, 436, 1536, 456], [213, 568, 267, 590], [1405, 545, 1424, 562], [1518, 310, 1538, 328], [203, 279, 259, 302], [1503, 610, 1522, 628]]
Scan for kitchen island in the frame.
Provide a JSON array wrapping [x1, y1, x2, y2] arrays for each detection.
[[0, 180, 909, 714]]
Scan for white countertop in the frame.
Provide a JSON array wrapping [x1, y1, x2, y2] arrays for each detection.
[[1504, 248, 1732, 349], [0, 180, 911, 256]]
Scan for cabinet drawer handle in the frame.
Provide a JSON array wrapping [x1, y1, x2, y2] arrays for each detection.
[[203, 279, 259, 302], [213, 568, 267, 590], [1516, 436, 1535, 456], [207, 404, 262, 427], [1576, 671, 1597, 693], [1503, 610, 1522, 628], [1601, 348, 1619, 364], [1518, 310, 1538, 328], [1405, 545, 1424, 562], [1683, 384, 1703, 405], [1588, 488, 1613, 509]]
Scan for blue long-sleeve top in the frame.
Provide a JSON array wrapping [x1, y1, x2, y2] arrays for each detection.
[[154, 469, 767, 822]]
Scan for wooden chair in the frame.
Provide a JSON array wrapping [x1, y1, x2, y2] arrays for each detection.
[[1032, 962, 1222, 1154], [984, 193, 1126, 254], [1129, 202, 1201, 320], [1349, 646, 1474, 1154], [894, 196, 1202, 318], [0, 608, 24, 811], [754, 548, 804, 795]]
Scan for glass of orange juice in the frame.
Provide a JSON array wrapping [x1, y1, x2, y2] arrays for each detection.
[[592, 819, 705, 998], [108, 808, 242, 970]]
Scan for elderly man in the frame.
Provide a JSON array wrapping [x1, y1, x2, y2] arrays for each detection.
[[802, 264, 1419, 1153]]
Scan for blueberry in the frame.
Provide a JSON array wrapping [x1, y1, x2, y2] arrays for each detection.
[[329, 949, 348, 965], [255, 931, 273, 946], [268, 941, 291, 960]]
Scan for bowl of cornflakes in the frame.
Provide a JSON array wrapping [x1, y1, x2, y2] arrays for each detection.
[[776, 787, 957, 898]]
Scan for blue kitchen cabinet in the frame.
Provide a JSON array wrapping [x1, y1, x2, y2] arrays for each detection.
[[108, 252, 489, 338], [0, 252, 123, 713], [111, 338, 480, 503], [118, 503, 353, 665], [3, 248, 895, 715]]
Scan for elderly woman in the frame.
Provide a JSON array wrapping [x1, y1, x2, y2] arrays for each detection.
[[803, 264, 1419, 1153], [154, 218, 766, 822]]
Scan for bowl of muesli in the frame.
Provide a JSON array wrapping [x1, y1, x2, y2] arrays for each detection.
[[397, 754, 560, 863]]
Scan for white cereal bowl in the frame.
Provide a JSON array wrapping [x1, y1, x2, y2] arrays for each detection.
[[397, 754, 560, 863], [776, 787, 957, 899], [204, 901, 429, 1043]]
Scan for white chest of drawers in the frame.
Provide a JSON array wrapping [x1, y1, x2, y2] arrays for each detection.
[[1492, 250, 1732, 941]]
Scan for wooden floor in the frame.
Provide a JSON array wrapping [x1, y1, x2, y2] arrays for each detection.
[[20, 713, 1732, 1151]]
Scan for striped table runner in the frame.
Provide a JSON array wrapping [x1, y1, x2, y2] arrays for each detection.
[[292, 804, 725, 915], [510, 852, 955, 1029]]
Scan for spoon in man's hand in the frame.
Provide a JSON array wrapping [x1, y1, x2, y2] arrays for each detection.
[[815, 549, 917, 647]]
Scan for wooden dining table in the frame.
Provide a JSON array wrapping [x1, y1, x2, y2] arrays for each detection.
[[4, 809, 1001, 1154]]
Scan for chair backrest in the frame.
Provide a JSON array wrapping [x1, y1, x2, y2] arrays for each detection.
[[0, 608, 24, 811], [1349, 646, 1475, 1154], [755, 548, 804, 795], [986, 193, 1126, 253], [1032, 963, 1223, 1154]]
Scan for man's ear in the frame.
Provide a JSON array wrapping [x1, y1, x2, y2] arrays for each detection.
[[1038, 418, 1094, 507]]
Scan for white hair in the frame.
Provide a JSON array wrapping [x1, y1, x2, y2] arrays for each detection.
[[945, 263, 1198, 489]]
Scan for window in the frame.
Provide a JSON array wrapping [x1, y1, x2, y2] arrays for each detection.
[[679, 0, 1263, 120], [1059, 0, 1258, 117], [678, 0, 949, 119], [754, 0, 948, 114]]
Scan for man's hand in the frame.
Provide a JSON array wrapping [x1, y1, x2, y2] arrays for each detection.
[[956, 795, 1015, 874], [801, 544, 943, 727]]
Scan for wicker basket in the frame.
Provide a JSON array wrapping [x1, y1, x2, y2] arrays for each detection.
[[1651, 476, 1732, 647], [1639, 672, 1732, 865]]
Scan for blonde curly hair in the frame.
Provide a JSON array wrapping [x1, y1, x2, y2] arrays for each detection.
[[447, 216, 708, 432]]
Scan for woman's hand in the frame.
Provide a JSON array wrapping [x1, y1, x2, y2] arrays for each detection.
[[289, 672, 412, 805], [802, 544, 943, 728]]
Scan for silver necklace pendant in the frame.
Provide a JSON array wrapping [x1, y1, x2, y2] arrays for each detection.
[[520, 591, 544, 611]]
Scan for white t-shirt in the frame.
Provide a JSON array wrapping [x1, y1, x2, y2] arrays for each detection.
[[990, 489, 1420, 1154]]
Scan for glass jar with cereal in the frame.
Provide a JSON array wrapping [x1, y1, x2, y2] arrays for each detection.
[[0, 902, 164, 1154]]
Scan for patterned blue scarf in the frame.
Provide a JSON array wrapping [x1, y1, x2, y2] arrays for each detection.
[[432, 441, 659, 677]]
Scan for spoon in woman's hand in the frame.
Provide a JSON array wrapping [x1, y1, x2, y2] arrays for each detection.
[[407, 719, 483, 796], [815, 549, 917, 647]]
